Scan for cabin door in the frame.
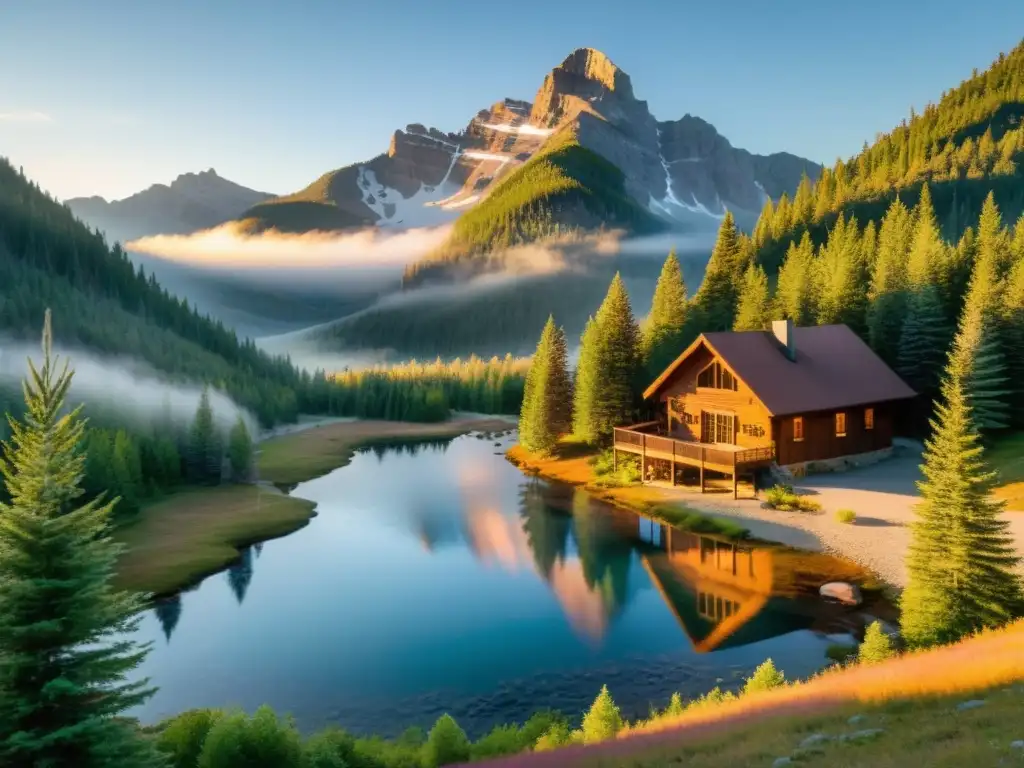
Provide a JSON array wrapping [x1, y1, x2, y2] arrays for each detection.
[[700, 411, 735, 445]]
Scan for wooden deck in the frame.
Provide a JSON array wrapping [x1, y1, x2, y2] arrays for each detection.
[[613, 423, 775, 498]]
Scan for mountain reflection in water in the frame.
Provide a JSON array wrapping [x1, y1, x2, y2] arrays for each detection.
[[130, 432, 890, 738]]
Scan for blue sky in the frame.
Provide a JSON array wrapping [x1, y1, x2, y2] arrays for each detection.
[[2, 0, 1022, 201]]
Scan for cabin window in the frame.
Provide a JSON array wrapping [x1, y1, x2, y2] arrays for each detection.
[[836, 412, 847, 437], [865, 407, 875, 430], [792, 416, 804, 442], [696, 361, 739, 391]]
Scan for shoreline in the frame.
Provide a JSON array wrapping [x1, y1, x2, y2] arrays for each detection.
[[116, 415, 517, 596], [507, 442, 917, 590]]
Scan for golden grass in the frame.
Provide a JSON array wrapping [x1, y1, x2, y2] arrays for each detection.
[[258, 417, 515, 486], [113, 485, 316, 596]]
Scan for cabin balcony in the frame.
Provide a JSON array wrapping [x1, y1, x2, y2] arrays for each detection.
[[612, 423, 775, 498]]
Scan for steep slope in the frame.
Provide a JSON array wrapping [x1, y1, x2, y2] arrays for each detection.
[[0, 158, 305, 426], [751, 39, 1024, 273], [66, 168, 274, 243]]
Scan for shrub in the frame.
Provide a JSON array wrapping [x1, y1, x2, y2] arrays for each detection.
[[835, 508, 857, 524], [650, 506, 750, 539], [198, 706, 304, 768], [763, 484, 822, 512], [300, 728, 362, 768], [470, 724, 523, 759], [742, 659, 786, 695], [423, 714, 470, 767], [533, 721, 574, 752], [663, 692, 684, 717], [590, 449, 641, 486], [156, 708, 224, 768], [580, 685, 623, 745], [858, 620, 897, 665]]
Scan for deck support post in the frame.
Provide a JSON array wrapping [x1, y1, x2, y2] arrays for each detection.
[[732, 467, 738, 500], [670, 453, 676, 487], [613, 443, 618, 473], [641, 434, 647, 484], [699, 448, 705, 494]]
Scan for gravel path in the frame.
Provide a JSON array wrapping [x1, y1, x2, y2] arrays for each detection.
[[659, 442, 1024, 589]]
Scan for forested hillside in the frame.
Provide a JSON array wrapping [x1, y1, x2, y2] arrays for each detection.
[[750, 42, 1024, 273], [0, 158, 305, 426], [402, 129, 665, 286]]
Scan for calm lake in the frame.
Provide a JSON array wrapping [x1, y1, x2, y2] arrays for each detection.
[[128, 430, 890, 738]]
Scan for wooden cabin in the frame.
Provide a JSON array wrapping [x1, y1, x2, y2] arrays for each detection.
[[613, 320, 915, 496]]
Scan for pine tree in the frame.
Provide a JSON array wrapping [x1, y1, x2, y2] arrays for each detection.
[[0, 310, 159, 767], [896, 285, 950, 397], [188, 387, 221, 485], [228, 416, 254, 482], [814, 214, 868, 330], [867, 198, 913, 364], [572, 316, 599, 443], [773, 232, 816, 325], [692, 211, 743, 331], [900, 321, 1024, 648], [590, 274, 640, 442], [733, 263, 770, 331], [641, 249, 688, 377], [742, 659, 786, 695], [580, 685, 622, 745], [519, 316, 571, 455], [791, 172, 814, 227], [857, 621, 895, 664]]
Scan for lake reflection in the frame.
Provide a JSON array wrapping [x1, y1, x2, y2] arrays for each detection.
[[130, 432, 887, 738]]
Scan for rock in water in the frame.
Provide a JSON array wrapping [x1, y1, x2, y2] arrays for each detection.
[[819, 581, 863, 606]]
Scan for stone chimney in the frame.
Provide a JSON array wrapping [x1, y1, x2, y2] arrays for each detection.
[[772, 319, 796, 362]]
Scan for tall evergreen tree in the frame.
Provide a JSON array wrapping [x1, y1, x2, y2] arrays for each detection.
[[227, 416, 254, 482], [733, 263, 770, 331], [0, 311, 159, 766], [900, 316, 1024, 648], [188, 387, 221, 485], [867, 198, 913, 364], [773, 232, 816, 325], [519, 316, 572, 455], [591, 274, 640, 442], [814, 214, 868, 330], [572, 316, 600, 444], [641, 249, 688, 377], [691, 211, 743, 331]]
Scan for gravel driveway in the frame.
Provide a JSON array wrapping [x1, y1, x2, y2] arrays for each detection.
[[665, 442, 1024, 589]]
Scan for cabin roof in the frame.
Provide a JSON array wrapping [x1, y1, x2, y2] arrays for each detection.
[[644, 324, 916, 416]]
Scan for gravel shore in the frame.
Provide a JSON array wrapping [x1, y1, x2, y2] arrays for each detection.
[[672, 443, 1024, 589]]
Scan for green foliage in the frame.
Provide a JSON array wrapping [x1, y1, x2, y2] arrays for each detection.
[[580, 685, 623, 745], [733, 262, 771, 331], [825, 643, 858, 664], [188, 387, 223, 485], [814, 213, 869, 331], [571, 273, 639, 444], [772, 232, 816, 324], [589, 448, 641, 486], [518, 316, 572, 454], [835, 508, 857, 524], [867, 199, 913, 365], [404, 130, 663, 284], [763, 484, 823, 512], [742, 658, 787, 695], [900, 311, 1024, 648], [641, 249, 689, 376], [228, 416, 254, 481], [858, 621, 896, 665], [317, 356, 528, 422], [197, 705, 304, 768], [423, 714, 470, 767], [0, 312, 160, 767], [533, 722, 574, 752], [1000, 246, 1024, 426], [470, 712, 565, 760], [691, 211, 746, 331], [156, 709, 224, 768], [648, 506, 750, 539]]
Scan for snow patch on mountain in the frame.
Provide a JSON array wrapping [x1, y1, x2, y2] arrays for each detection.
[[480, 122, 554, 136], [355, 146, 470, 227]]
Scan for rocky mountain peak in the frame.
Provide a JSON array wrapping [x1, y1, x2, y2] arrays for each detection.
[[529, 47, 643, 129]]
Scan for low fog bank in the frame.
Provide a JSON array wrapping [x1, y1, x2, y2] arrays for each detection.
[[0, 339, 256, 436]]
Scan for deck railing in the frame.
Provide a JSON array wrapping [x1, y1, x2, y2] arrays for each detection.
[[612, 426, 775, 468]]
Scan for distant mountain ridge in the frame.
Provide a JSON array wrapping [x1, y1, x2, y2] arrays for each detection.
[[238, 49, 822, 245], [66, 169, 274, 243]]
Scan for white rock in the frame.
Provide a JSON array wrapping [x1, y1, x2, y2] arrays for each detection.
[[847, 714, 866, 725], [839, 728, 884, 742], [1010, 740, 1024, 749], [772, 758, 792, 768], [799, 733, 831, 748]]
